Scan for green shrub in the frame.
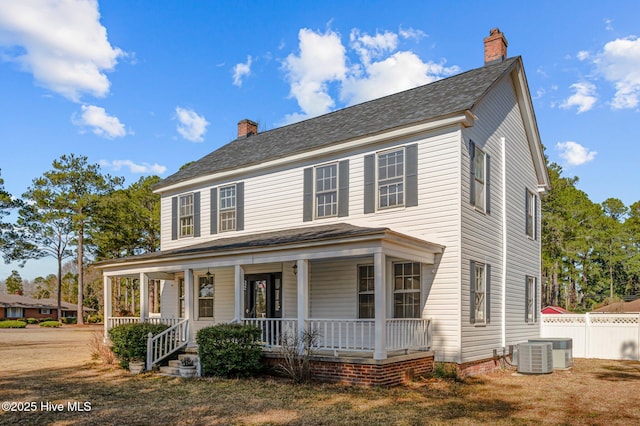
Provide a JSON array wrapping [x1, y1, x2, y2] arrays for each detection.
[[196, 323, 263, 378], [87, 313, 103, 324], [61, 317, 77, 324], [27, 318, 39, 324], [40, 318, 54, 322], [39, 320, 62, 327], [0, 320, 27, 328], [108, 323, 169, 369], [431, 362, 460, 380]]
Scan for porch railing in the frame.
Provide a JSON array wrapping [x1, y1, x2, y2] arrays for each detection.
[[107, 316, 183, 330], [146, 318, 189, 370], [241, 318, 298, 347], [243, 318, 430, 353]]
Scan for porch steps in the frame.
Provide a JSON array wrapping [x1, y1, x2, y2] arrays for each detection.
[[156, 353, 199, 378]]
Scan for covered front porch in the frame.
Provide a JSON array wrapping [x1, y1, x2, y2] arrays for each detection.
[[99, 223, 443, 365]]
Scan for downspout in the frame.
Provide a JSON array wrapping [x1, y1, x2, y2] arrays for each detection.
[[501, 137, 507, 349]]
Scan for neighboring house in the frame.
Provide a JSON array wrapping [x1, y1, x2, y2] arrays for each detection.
[[0, 294, 85, 320], [541, 306, 572, 315], [97, 28, 550, 383], [593, 299, 640, 313]]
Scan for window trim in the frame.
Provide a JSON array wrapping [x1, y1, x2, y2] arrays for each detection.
[[473, 145, 486, 213], [178, 193, 194, 238], [526, 275, 537, 323], [197, 275, 215, 319], [472, 262, 487, 325], [377, 147, 406, 210], [218, 184, 237, 233], [314, 163, 339, 219], [357, 264, 375, 319], [178, 277, 185, 319], [392, 261, 421, 319], [7, 307, 23, 318], [39, 308, 51, 315], [526, 189, 536, 239]]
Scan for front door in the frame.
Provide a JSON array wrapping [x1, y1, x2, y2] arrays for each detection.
[[244, 273, 282, 318]]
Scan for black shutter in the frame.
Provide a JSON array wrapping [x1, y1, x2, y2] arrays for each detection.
[[485, 154, 491, 214], [303, 168, 313, 222], [525, 276, 530, 323], [364, 154, 375, 214], [469, 140, 476, 205], [486, 264, 491, 324], [338, 160, 349, 217], [193, 192, 201, 237], [210, 188, 217, 234], [236, 182, 244, 231], [171, 196, 178, 240], [405, 144, 418, 207], [470, 260, 476, 324]]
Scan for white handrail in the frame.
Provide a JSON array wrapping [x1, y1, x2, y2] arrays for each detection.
[[107, 317, 183, 330], [146, 319, 189, 370]]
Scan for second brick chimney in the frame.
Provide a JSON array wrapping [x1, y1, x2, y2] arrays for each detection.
[[237, 119, 258, 138], [484, 28, 508, 65]]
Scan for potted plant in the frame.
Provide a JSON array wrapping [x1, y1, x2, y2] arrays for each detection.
[[179, 357, 197, 378], [129, 358, 145, 375]]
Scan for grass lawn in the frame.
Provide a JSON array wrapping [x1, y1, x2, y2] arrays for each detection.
[[0, 328, 639, 425]]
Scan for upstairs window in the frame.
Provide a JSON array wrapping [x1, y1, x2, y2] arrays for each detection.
[[378, 149, 404, 209], [219, 185, 237, 232], [526, 189, 536, 239], [315, 164, 338, 218], [179, 194, 194, 237], [473, 147, 486, 212]]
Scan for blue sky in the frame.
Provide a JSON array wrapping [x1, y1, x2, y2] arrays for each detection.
[[1, 0, 639, 280]]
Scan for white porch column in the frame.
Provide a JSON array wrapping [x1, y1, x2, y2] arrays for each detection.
[[103, 275, 112, 339], [296, 259, 309, 350], [234, 264, 245, 322], [184, 269, 194, 321], [374, 251, 387, 360], [139, 272, 149, 321]]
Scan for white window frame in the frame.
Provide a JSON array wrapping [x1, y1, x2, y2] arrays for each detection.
[[377, 148, 405, 210], [393, 262, 421, 318], [7, 307, 23, 318], [474, 146, 486, 212], [357, 264, 375, 319], [178, 277, 185, 318], [474, 263, 487, 325], [197, 275, 215, 319], [39, 308, 51, 315], [526, 189, 536, 239], [219, 185, 237, 232], [526, 276, 537, 323], [314, 163, 338, 219], [178, 193, 194, 238]]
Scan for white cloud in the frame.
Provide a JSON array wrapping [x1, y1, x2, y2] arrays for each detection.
[[281, 27, 459, 124], [0, 0, 123, 101], [282, 28, 347, 122], [560, 82, 597, 113], [342, 52, 458, 105], [604, 18, 614, 31], [593, 36, 640, 109], [232, 55, 252, 87], [99, 159, 166, 175], [399, 27, 426, 41], [73, 104, 126, 138], [556, 141, 597, 166], [576, 50, 590, 61], [175, 107, 209, 142]]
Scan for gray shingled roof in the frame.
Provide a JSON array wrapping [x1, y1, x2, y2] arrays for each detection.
[[94, 223, 391, 266], [157, 57, 519, 190]]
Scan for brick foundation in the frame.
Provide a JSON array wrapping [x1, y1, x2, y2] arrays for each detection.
[[456, 356, 508, 378], [264, 351, 434, 387]]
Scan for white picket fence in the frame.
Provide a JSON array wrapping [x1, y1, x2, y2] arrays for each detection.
[[541, 313, 640, 360]]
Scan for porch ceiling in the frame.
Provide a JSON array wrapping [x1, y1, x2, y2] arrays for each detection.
[[95, 223, 444, 272]]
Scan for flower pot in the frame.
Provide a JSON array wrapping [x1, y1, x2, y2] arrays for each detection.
[[129, 361, 145, 374], [179, 365, 197, 378]]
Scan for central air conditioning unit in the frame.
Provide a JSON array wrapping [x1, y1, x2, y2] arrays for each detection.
[[517, 342, 553, 374], [528, 338, 573, 369]]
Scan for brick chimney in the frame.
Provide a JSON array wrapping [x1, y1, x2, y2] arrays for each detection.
[[237, 119, 258, 138], [484, 28, 508, 65]]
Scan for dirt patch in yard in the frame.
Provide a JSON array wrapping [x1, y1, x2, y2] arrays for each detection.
[[0, 328, 638, 425]]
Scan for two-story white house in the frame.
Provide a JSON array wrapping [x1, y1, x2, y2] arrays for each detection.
[[98, 29, 550, 384]]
